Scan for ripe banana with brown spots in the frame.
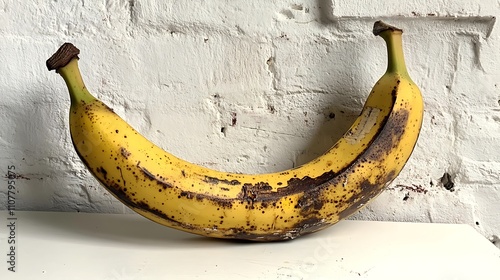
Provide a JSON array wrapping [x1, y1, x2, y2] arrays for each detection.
[[46, 21, 423, 241]]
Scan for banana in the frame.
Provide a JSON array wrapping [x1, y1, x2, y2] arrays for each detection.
[[46, 21, 423, 241]]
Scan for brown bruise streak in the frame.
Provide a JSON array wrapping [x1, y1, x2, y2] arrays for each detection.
[[337, 171, 396, 220], [226, 217, 330, 241], [75, 154, 199, 233], [203, 176, 241, 186], [109, 185, 199, 232], [136, 161, 173, 189], [179, 190, 234, 208], [364, 109, 409, 162], [239, 182, 273, 204], [295, 190, 325, 216], [96, 166, 108, 180], [336, 108, 411, 219]]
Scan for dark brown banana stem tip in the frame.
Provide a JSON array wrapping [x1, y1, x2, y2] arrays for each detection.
[[46, 43, 80, 71], [373, 20, 403, 36]]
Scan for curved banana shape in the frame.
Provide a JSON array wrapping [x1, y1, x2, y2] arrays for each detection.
[[46, 21, 423, 241]]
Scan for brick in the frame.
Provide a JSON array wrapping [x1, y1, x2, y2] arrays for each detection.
[[132, 1, 292, 36], [329, 0, 498, 18]]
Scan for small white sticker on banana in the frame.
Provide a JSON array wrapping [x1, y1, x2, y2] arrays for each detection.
[[344, 107, 381, 145]]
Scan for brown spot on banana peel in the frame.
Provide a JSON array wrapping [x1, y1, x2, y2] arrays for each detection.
[[96, 166, 108, 180], [120, 147, 131, 159]]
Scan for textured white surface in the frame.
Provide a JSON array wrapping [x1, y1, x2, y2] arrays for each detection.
[[1, 211, 499, 279], [0, 1, 499, 247]]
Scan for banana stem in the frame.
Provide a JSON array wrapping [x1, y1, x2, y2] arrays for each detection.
[[58, 60, 96, 105], [373, 21, 410, 78], [46, 43, 96, 106]]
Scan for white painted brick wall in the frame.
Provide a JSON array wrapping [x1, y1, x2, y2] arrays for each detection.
[[1, 1, 499, 246]]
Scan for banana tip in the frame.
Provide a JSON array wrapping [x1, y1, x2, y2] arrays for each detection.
[[373, 21, 403, 36], [46, 43, 80, 71]]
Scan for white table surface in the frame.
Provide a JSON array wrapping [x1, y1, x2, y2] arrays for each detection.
[[1, 211, 499, 280]]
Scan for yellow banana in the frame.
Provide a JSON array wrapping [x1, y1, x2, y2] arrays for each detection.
[[46, 21, 423, 241]]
